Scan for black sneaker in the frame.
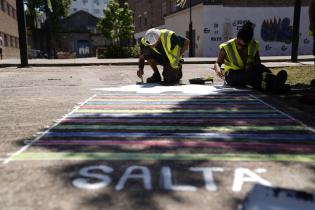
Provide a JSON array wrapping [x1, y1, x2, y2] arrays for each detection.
[[147, 72, 162, 83], [276, 70, 288, 85]]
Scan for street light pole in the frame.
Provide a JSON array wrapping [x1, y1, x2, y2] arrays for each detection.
[[188, 0, 193, 57], [16, 0, 28, 67], [291, 0, 301, 62]]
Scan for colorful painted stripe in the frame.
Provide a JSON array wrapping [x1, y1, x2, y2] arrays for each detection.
[[85, 101, 262, 105], [67, 113, 286, 119], [60, 118, 297, 125], [11, 152, 315, 162], [43, 132, 315, 141], [52, 125, 308, 132], [33, 140, 315, 153], [16, 93, 315, 163], [88, 98, 258, 102]]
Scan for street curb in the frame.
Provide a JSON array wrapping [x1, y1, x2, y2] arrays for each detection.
[[1, 56, 314, 68]]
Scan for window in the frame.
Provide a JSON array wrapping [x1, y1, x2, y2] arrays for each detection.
[[94, 0, 100, 5], [12, 8, 16, 19], [6, 3, 10, 16], [73, 8, 77, 12], [138, 15, 142, 28], [94, 9, 100, 14], [0, 0, 4, 12], [161, 1, 166, 18], [15, 37, 18, 48], [4, 34, 8, 47], [82, 0, 87, 5], [10, 36, 14, 47]]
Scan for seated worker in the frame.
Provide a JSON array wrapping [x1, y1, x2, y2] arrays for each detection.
[[212, 21, 290, 93], [137, 28, 190, 84]]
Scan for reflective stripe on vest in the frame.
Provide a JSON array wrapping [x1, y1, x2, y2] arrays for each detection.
[[160, 29, 181, 69], [220, 38, 259, 72]]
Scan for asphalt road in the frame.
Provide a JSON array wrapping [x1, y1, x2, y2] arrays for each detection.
[[1, 64, 315, 210]]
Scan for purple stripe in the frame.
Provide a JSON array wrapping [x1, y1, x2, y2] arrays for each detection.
[[34, 140, 315, 153], [61, 118, 297, 125]]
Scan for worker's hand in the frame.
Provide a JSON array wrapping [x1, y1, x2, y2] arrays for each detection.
[[137, 69, 144, 78], [211, 67, 224, 80]]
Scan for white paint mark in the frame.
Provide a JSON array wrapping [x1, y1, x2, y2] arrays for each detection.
[[254, 168, 267, 174], [115, 166, 152, 191], [72, 165, 113, 190], [232, 168, 271, 192], [93, 84, 245, 95], [2, 94, 98, 164], [161, 166, 197, 191], [190, 167, 224, 191]]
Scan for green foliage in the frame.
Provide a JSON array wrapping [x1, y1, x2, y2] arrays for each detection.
[[97, 45, 140, 59], [97, 0, 134, 47]]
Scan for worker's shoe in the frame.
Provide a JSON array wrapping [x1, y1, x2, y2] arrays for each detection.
[[275, 70, 288, 86], [264, 70, 289, 93], [147, 72, 162, 83]]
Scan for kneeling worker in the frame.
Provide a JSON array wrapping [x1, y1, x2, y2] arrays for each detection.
[[137, 28, 190, 84], [212, 21, 290, 93]]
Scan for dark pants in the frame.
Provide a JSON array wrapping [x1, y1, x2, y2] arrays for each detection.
[[225, 64, 271, 90], [0, 48, 2, 59], [144, 47, 182, 83]]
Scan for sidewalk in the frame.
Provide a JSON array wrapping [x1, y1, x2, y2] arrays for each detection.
[[0, 55, 314, 68]]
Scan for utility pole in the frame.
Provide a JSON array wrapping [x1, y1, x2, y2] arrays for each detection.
[[16, 0, 28, 67], [291, 0, 301, 62], [188, 0, 193, 57]]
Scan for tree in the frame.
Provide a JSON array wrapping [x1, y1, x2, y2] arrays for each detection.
[[97, 0, 134, 47], [24, 0, 70, 54]]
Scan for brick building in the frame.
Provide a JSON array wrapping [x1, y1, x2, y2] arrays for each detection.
[[0, 0, 19, 59]]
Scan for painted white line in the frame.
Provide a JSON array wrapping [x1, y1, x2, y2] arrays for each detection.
[[2, 94, 97, 165], [250, 94, 315, 133]]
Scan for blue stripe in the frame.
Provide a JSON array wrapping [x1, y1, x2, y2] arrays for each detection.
[[85, 101, 262, 105], [67, 113, 285, 119], [43, 132, 315, 141]]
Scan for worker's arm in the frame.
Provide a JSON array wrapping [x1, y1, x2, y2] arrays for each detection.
[[212, 48, 226, 80], [180, 38, 190, 57], [137, 54, 145, 78]]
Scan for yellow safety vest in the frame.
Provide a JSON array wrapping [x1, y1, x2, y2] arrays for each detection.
[[141, 29, 182, 69], [219, 38, 259, 72]]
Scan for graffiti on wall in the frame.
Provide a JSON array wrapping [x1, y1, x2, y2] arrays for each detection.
[[261, 17, 293, 44], [203, 23, 222, 42]]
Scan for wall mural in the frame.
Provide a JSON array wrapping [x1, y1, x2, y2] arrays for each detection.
[[261, 17, 293, 44]]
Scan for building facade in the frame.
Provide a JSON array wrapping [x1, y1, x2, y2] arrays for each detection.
[[69, 0, 109, 18], [128, 0, 312, 57], [0, 0, 19, 59], [165, 1, 311, 57], [56, 10, 106, 57]]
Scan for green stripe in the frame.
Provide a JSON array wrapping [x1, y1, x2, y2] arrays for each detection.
[[53, 125, 308, 132], [75, 109, 275, 114], [11, 152, 315, 162]]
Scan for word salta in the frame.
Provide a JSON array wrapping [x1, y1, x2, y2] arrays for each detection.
[[73, 165, 272, 192]]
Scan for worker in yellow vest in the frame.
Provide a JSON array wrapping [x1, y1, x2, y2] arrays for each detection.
[[212, 21, 290, 93], [137, 28, 190, 84]]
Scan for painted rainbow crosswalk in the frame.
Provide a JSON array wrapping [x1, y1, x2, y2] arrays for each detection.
[[13, 93, 315, 162]]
